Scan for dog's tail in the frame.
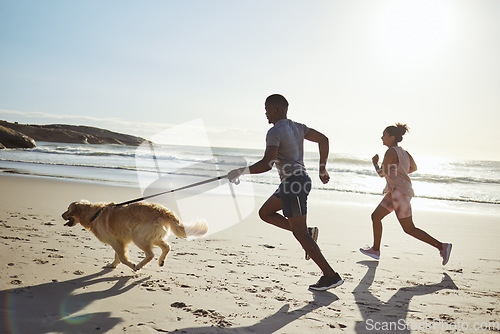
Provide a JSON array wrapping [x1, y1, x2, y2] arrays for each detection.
[[163, 210, 208, 239]]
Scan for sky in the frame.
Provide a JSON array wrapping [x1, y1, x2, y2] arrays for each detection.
[[0, 0, 499, 161]]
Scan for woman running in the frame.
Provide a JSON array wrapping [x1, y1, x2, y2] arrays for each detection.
[[360, 123, 452, 265]]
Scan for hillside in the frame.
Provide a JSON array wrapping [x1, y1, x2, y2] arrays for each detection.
[[0, 120, 145, 149]]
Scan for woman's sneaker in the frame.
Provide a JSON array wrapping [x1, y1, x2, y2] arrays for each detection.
[[359, 246, 380, 260], [305, 227, 319, 260], [440, 243, 452, 265], [308, 273, 344, 291]]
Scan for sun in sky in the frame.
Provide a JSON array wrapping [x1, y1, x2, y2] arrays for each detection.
[[383, 0, 448, 56]]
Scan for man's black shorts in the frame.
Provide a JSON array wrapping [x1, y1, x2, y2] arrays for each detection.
[[273, 172, 312, 218]]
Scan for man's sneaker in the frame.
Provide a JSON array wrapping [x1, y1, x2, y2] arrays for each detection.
[[359, 246, 380, 260], [308, 273, 344, 291], [440, 243, 452, 265], [305, 227, 319, 260]]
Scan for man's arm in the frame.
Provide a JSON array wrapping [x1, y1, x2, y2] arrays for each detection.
[[228, 145, 278, 181], [304, 128, 330, 184]]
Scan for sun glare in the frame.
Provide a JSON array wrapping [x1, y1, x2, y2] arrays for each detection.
[[383, 0, 448, 57]]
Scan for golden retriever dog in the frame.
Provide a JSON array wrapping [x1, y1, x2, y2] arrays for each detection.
[[62, 200, 208, 271]]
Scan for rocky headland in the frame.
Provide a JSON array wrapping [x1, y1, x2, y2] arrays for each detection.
[[0, 120, 145, 149]]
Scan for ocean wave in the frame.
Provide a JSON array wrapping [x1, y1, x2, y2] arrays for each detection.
[[330, 157, 372, 165], [415, 194, 500, 205], [238, 179, 500, 205], [2, 142, 499, 206], [0, 158, 139, 172], [412, 173, 500, 185], [2, 161, 498, 205], [450, 160, 500, 168], [2, 157, 498, 186], [29, 146, 137, 158]]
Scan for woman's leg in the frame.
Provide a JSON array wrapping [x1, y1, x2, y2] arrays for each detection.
[[371, 205, 391, 251], [397, 216, 443, 250], [392, 189, 443, 250]]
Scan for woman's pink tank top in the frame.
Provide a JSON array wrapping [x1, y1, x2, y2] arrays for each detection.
[[383, 146, 415, 198]]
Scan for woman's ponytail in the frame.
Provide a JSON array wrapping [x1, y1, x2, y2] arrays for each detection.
[[385, 123, 409, 143]]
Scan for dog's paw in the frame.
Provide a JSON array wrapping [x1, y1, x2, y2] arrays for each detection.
[[104, 263, 117, 269], [159, 260, 165, 267]]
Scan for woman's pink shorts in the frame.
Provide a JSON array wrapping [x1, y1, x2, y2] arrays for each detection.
[[379, 188, 412, 219]]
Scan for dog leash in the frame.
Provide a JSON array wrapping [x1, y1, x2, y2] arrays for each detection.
[[89, 174, 238, 223]]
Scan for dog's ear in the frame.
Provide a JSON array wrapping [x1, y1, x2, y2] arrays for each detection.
[[74, 202, 87, 213], [72, 202, 79, 209], [74, 200, 92, 209]]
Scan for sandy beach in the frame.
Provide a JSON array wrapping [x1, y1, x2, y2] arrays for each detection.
[[1, 174, 499, 333]]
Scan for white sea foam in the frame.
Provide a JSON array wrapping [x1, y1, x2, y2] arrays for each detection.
[[0, 141, 499, 206]]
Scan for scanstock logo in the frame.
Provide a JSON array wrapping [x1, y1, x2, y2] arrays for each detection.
[[134, 119, 254, 236]]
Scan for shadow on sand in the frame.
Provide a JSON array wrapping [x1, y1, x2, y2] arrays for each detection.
[[170, 290, 339, 334], [353, 260, 458, 334], [1, 268, 148, 334]]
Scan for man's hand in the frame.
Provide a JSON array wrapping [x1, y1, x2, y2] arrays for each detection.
[[372, 154, 379, 165], [228, 167, 244, 183], [319, 166, 330, 184]]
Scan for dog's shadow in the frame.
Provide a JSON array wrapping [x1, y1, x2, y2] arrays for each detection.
[[169, 290, 339, 334], [1, 268, 148, 334]]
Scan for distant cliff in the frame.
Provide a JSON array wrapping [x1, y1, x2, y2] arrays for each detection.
[[0, 120, 145, 149], [0, 125, 37, 149]]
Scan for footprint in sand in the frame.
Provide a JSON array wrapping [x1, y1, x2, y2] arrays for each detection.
[[170, 302, 232, 327], [33, 259, 49, 265]]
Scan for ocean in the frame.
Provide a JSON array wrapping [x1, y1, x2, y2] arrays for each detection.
[[1, 141, 499, 212]]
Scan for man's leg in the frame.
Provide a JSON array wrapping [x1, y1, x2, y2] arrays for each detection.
[[288, 214, 336, 278], [258, 195, 292, 231]]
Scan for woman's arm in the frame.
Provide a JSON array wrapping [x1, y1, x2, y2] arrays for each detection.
[[373, 148, 398, 177], [408, 152, 417, 173]]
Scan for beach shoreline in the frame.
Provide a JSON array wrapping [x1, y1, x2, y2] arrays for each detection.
[[1, 174, 499, 333]]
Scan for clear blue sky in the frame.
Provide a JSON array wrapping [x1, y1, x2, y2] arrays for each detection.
[[1, 0, 499, 160]]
